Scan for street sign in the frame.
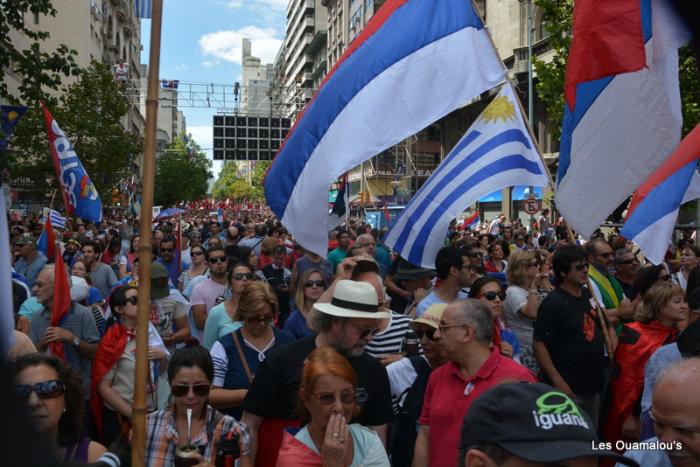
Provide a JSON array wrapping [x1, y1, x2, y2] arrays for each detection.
[[523, 198, 541, 215]]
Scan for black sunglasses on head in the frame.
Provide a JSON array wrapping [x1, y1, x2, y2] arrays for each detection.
[[15, 380, 65, 400]]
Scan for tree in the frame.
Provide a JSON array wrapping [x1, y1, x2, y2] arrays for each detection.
[[9, 63, 141, 199], [533, 0, 699, 140], [0, 0, 79, 104], [211, 162, 254, 200], [154, 135, 212, 206], [251, 161, 271, 200]]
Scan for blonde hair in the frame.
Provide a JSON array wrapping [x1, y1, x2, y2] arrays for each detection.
[[260, 237, 277, 256], [234, 281, 279, 320], [634, 282, 684, 323], [294, 269, 326, 312], [506, 249, 537, 287]]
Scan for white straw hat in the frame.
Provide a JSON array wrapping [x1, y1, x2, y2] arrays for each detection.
[[314, 280, 390, 319]]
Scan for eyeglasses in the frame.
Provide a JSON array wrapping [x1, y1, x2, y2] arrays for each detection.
[[439, 322, 468, 332], [304, 280, 325, 288], [348, 322, 380, 340], [479, 291, 506, 301], [658, 275, 672, 282], [15, 380, 65, 400], [208, 256, 227, 264], [171, 384, 211, 397], [125, 296, 138, 305], [244, 314, 275, 324], [191, 250, 204, 257], [414, 327, 437, 341], [468, 252, 483, 258], [232, 272, 254, 281], [616, 258, 639, 265], [312, 390, 357, 405], [574, 263, 589, 271]]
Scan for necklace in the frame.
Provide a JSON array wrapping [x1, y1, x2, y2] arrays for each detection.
[[242, 334, 276, 362]]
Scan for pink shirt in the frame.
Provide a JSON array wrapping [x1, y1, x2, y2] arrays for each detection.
[[418, 348, 536, 467], [189, 278, 228, 313]]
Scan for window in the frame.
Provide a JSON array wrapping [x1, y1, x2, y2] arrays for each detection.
[[33, 12, 40, 25]]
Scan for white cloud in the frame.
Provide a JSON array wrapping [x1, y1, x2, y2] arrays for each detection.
[[199, 26, 282, 64], [188, 126, 213, 153], [202, 60, 221, 68], [174, 63, 189, 72]]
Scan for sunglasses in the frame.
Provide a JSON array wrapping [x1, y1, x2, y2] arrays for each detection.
[[244, 314, 275, 324], [313, 390, 356, 405], [232, 272, 254, 281], [16, 380, 65, 400], [171, 384, 211, 397], [480, 291, 506, 301], [208, 256, 227, 264], [414, 327, 437, 341], [574, 263, 589, 271], [468, 252, 483, 258], [304, 280, 325, 288], [616, 258, 638, 265], [349, 322, 380, 340], [160, 248, 174, 253], [191, 250, 204, 257], [125, 296, 138, 305]]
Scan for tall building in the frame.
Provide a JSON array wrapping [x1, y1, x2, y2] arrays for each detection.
[[241, 38, 275, 114], [282, 0, 328, 117], [139, 65, 186, 154]]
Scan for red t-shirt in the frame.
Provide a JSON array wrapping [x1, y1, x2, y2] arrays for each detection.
[[418, 348, 536, 467]]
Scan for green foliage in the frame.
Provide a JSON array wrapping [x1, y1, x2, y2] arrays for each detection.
[[532, 0, 572, 142], [0, 0, 79, 104], [533, 1, 700, 140], [211, 160, 270, 201], [154, 135, 213, 206], [9, 62, 141, 200]]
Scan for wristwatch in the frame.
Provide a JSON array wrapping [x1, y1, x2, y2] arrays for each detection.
[[73, 336, 80, 347]]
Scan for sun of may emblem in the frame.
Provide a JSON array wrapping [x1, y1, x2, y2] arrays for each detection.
[[480, 96, 516, 123]]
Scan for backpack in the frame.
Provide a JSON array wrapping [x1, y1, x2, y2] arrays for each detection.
[[390, 356, 432, 467]]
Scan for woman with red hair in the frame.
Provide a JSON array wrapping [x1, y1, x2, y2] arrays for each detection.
[[276, 347, 390, 466]]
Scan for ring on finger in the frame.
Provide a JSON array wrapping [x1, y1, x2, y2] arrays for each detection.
[[338, 438, 345, 443], [333, 432, 339, 437]]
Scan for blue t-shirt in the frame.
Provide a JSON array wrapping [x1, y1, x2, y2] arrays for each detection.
[[416, 289, 468, 317], [283, 309, 312, 340]]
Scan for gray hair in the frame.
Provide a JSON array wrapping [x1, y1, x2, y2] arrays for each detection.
[[307, 307, 335, 333], [453, 299, 493, 344], [40, 264, 73, 287]]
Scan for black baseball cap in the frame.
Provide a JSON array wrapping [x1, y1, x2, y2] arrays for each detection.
[[459, 382, 638, 466]]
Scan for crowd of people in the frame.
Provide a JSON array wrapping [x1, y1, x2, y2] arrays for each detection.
[[4, 207, 700, 467]]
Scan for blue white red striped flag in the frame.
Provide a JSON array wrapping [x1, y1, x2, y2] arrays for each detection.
[[135, 0, 152, 19], [42, 103, 103, 223], [555, 0, 690, 238], [621, 124, 700, 264], [263, 0, 506, 256], [383, 85, 548, 268]]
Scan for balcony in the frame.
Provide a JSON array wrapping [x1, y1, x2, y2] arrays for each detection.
[[307, 30, 327, 57], [511, 35, 553, 74]]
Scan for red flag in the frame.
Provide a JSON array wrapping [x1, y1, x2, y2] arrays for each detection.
[[44, 216, 56, 261], [50, 251, 71, 360], [383, 200, 391, 223], [564, 0, 645, 110]]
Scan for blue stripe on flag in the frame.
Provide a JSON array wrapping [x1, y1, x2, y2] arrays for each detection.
[[406, 155, 543, 264], [621, 162, 696, 239], [392, 128, 532, 254], [135, 0, 152, 19], [265, 0, 483, 217]]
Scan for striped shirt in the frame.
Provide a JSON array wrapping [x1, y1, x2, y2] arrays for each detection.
[[143, 405, 249, 467], [365, 312, 420, 358]]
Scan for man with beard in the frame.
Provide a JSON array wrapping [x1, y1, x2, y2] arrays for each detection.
[[241, 280, 394, 466]]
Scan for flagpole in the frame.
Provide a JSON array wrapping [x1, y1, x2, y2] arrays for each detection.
[[132, 1, 164, 466]]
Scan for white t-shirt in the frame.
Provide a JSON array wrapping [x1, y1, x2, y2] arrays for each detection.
[[415, 289, 468, 317]]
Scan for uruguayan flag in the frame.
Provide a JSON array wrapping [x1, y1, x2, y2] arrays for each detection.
[[384, 84, 549, 268], [42, 208, 66, 230], [135, 0, 152, 19]]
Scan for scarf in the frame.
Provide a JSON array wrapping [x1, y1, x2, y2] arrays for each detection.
[[588, 266, 624, 309]]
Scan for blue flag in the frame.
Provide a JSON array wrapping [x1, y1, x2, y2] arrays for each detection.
[[1, 105, 27, 151]]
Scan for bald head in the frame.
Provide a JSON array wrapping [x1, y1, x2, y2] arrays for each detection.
[[356, 234, 376, 257], [651, 358, 700, 464]]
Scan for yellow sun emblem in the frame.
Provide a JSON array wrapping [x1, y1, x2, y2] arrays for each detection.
[[480, 96, 516, 123]]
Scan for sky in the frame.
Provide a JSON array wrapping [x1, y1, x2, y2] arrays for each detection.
[[140, 0, 287, 177]]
